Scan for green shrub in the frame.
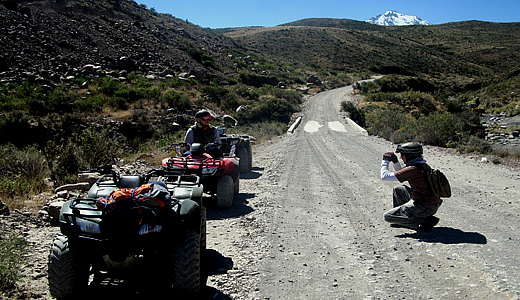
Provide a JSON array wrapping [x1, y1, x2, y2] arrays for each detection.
[[200, 85, 229, 106], [340, 101, 366, 127], [0, 144, 49, 203], [365, 107, 411, 139], [74, 95, 105, 112], [267, 87, 303, 105], [354, 80, 379, 95], [417, 112, 464, 147], [226, 121, 287, 144], [458, 135, 492, 153], [0, 232, 28, 290], [44, 126, 125, 185], [248, 98, 299, 124], [44, 140, 81, 186], [160, 91, 191, 111], [365, 91, 437, 116]]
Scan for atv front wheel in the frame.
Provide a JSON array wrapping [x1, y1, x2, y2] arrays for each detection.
[[48, 234, 89, 299], [234, 173, 240, 195], [247, 144, 253, 170], [216, 175, 234, 208], [173, 230, 202, 295]]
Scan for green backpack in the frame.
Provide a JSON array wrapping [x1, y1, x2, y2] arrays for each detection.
[[416, 164, 452, 198]]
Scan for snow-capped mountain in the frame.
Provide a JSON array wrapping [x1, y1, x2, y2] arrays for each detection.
[[366, 10, 432, 26]]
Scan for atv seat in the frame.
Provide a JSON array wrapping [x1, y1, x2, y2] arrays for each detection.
[[120, 175, 143, 188]]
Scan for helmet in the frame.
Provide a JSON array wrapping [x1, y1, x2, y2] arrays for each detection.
[[195, 110, 212, 119], [396, 142, 423, 155]]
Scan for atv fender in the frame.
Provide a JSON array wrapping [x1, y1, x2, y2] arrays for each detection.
[[176, 199, 200, 221], [171, 186, 204, 206], [58, 199, 102, 236]]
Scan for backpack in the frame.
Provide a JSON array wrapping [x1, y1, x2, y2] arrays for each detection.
[[97, 183, 171, 211], [416, 164, 452, 198]]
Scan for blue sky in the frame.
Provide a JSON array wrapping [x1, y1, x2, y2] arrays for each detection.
[[136, 0, 520, 29]]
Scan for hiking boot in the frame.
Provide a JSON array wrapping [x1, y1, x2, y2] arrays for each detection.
[[417, 216, 439, 231]]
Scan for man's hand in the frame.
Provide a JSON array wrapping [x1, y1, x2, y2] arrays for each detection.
[[383, 152, 398, 163]]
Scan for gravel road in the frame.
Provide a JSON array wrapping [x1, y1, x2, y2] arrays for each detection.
[[6, 81, 520, 300]]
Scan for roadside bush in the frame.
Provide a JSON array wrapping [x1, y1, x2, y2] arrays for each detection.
[[0, 144, 49, 204], [354, 80, 379, 95], [458, 135, 492, 153], [248, 98, 299, 124], [365, 91, 437, 116], [341, 101, 366, 127], [0, 232, 28, 290], [226, 121, 287, 144], [44, 140, 81, 186], [366, 108, 464, 147], [265, 87, 303, 105], [365, 107, 411, 140], [416, 112, 464, 146], [44, 126, 124, 186]]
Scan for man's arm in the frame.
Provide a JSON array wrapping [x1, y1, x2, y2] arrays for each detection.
[[213, 127, 221, 144], [381, 160, 399, 181], [184, 128, 194, 145]]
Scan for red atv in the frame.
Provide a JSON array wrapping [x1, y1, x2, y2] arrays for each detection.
[[162, 143, 239, 208]]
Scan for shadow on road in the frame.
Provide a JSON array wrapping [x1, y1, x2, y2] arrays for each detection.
[[396, 227, 487, 244], [205, 192, 255, 220], [78, 248, 234, 300], [240, 167, 264, 180]]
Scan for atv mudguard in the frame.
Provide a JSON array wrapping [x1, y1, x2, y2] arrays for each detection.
[[214, 157, 239, 182], [175, 199, 200, 221], [168, 184, 203, 206]]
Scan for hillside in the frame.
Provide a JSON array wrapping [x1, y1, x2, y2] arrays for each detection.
[[0, 0, 247, 84], [220, 19, 520, 78]]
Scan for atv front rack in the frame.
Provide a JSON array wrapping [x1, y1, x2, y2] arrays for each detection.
[[163, 156, 222, 177]]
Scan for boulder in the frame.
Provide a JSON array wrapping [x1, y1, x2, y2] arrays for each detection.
[[307, 74, 322, 86], [48, 201, 66, 220], [78, 172, 101, 187], [0, 200, 10, 216], [55, 182, 91, 194]]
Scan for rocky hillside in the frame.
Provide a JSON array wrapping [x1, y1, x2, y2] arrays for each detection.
[[0, 0, 245, 85], [221, 19, 520, 79]]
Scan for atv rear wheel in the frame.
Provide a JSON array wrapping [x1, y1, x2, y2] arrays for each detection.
[[216, 175, 234, 208], [173, 230, 202, 295], [48, 234, 89, 299], [237, 147, 251, 173]]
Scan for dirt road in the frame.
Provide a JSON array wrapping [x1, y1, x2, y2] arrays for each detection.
[[10, 82, 520, 299], [207, 82, 520, 299]]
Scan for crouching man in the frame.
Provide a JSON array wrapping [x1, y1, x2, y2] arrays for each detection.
[[380, 142, 441, 231]]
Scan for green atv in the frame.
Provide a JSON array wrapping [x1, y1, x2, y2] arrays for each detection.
[[47, 165, 206, 299]]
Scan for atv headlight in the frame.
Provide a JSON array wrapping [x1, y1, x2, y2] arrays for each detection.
[[75, 218, 101, 235], [202, 166, 218, 175]]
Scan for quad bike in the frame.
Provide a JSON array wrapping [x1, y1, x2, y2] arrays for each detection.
[[217, 126, 253, 173], [162, 143, 239, 208], [47, 165, 206, 299]]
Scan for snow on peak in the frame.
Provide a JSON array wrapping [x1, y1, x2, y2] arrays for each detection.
[[366, 10, 432, 26]]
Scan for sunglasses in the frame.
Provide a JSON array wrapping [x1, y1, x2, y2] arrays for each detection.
[[201, 116, 212, 121]]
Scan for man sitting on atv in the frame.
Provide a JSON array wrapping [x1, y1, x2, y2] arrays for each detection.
[[184, 110, 223, 158]]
